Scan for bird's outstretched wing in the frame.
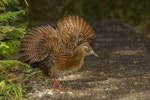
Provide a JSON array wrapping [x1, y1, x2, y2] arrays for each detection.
[[21, 25, 61, 63], [21, 15, 94, 64], [56, 15, 95, 50]]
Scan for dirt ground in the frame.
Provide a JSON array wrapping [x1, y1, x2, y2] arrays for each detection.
[[26, 21, 150, 100]]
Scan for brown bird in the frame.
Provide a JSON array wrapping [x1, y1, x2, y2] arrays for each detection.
[[21, 15, 98, 89]]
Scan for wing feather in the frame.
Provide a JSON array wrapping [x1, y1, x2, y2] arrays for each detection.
[[56, 15, 95, 50], [21, 25, 60, 63]]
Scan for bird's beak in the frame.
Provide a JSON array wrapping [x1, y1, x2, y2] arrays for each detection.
[[90, 50, 98, 57]]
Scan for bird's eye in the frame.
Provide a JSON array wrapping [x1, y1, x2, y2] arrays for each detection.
[[84, 47, 90, 52]]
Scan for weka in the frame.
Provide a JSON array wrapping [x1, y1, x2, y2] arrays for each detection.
[[21, 15, 98, 89]]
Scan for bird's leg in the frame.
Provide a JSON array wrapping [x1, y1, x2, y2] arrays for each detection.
[[53, 79, 62, 88], [53, 79, 68, 90]]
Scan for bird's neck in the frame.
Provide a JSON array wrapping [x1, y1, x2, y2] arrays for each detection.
[[73, 47, 85, 59]]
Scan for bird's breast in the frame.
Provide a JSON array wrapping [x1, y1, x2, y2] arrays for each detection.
[[50, 55, 84, 77]]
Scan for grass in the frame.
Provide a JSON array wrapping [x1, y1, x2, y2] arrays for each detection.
[[0, 60, 42, 100]]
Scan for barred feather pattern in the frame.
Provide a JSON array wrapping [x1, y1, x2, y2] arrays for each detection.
[[56, 15, 95, 50], [21, 25, 61, 63], [21, 15, 95, 72]]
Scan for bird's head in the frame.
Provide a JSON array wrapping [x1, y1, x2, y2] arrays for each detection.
[[78, 43, 98, 57]]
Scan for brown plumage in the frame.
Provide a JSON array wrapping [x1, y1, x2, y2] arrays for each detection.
[[21, 15, 98, 89]]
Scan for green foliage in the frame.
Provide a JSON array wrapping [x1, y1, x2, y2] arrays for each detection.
[[0, 0, 27, 59], [0, 0, 38, 99], [0, 78, 26, 100], [0, 60, 29, 100], [0, 60, 31, 70], [0, 10, 25, 22], [0, 60, 42, 100], [0, 1, 41, 99], [0, 0, 10, 7], [0, 26, 25, 57]]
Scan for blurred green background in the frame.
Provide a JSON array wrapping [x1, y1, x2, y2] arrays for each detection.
[[21, 0, 150, 32]]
